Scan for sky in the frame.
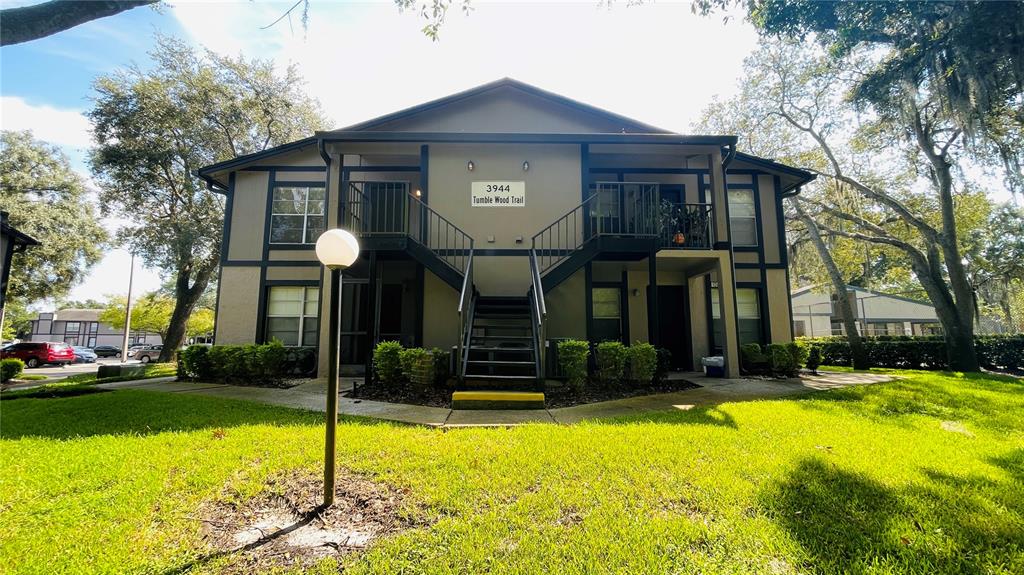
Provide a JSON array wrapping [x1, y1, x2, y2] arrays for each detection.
[[1, 0, 761, 306]]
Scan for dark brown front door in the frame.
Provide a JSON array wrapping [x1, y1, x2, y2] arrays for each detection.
[[657, 285, 691, 370]]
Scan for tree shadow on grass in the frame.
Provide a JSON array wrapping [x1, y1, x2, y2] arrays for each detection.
[[0, 388, 391, 440], [760, 456, 1024, 575], [597, 405, 739, 429], [792, 376, 1024, 434]]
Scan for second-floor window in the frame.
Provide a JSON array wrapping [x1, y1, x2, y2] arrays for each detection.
[[270, 186, 325, 244], [728, 189, 757, 246]]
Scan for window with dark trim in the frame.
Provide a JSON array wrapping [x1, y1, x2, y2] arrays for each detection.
[[728, 189, 757, 246], [270, 186, 325, 244], [265, 286, 319, 346], [711, 287, 762, 346]]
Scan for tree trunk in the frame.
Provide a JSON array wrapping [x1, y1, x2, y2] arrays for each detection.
[[792, 198, 870, 369], [158, 264, 213, 363], [1, 1, 157, 46]]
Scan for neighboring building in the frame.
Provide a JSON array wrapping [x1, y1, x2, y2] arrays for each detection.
[[1, 211, 40, 329], [791, 285, 943, 337], [197, 78, 815, 379], [28, 309, 163, 348]]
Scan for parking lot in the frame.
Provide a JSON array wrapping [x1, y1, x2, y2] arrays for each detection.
[[27, 357, 142, 378]]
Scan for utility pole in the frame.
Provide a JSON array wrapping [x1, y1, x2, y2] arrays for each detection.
[[120, 252, 135, 363]]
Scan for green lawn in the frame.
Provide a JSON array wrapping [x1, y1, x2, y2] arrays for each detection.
[[1, 371, 1022, 574]]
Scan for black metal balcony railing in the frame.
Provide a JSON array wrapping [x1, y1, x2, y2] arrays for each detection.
[[343, 181, 474, 274], [658, 202, 714, 250]]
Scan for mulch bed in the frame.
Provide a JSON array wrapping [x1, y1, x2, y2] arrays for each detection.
[[345, 378, 701, 409], [543, 378, 702, 409], [346, 383, 452, 408], [198, 470, 419, 573]]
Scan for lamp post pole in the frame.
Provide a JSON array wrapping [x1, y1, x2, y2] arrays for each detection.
[[324, 266, 341, 506], [315, 228, 359, 508]]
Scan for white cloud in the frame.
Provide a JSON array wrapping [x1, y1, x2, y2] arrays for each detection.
[[0, 95, 93, 150]]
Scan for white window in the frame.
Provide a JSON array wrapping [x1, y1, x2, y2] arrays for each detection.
[[265, 286, 320, 346], [711, 287, 762, 346], [270, 187, 325, 244], [728, 189, 757, 246]]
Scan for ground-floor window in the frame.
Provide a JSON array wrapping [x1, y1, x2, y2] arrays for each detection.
[[265, 286, 320, 347], [591, 286, 623, 343], [711, 286, 762, 347]]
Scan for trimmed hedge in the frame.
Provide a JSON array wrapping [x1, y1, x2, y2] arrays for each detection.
[[1, 358, 25, 383], [178, 342, 302, 386], [798, 334, 1023, 371], [373, 341, 450, 389], [594, 341, 628, 386], [739, 342, 804, 377], [625, 343, 658, 386], [557, 340, 590, 392]]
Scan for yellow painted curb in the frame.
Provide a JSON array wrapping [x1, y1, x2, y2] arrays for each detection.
[[452, 391, 545, 402]]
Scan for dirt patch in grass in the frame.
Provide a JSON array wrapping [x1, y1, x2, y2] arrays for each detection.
[[346, 383, 452, 408], [200, 470, 418, 573]]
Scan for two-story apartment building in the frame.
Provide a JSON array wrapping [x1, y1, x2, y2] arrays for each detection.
[[198, 79, 813, 381], [29, 309, 162, 348]]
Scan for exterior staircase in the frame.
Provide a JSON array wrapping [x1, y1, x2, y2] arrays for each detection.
[[452, 295, 545, 409]]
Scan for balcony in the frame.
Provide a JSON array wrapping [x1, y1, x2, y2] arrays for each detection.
[[531, 182, 715, 281]]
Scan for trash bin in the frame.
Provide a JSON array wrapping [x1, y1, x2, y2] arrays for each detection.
[[701, 355, 725, 377]]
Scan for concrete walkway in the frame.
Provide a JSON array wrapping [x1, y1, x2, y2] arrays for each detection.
[[94, 371, 891, 427]]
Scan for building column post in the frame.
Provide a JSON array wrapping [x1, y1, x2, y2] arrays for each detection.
[[715, 256, 741, 378]]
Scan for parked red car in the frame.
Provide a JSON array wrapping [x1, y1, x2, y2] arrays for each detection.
[[1, 342, 75, 368]]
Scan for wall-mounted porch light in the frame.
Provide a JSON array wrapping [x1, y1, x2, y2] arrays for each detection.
[[522, 160, 530, 172], [467, 160, 475, 172], [415, 189, 422, 197]]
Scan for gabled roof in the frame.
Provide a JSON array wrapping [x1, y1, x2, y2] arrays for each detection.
[[335, 77, 673, 134]]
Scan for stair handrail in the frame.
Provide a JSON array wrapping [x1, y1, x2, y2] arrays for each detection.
[[406, 192, 475, 276], [457, 250, 475, 381], [528, 247, 546, 380], [530, 183, 660, 276]]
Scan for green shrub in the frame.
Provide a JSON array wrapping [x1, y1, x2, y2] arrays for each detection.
[[796, 334, 1024, 371], [787, 341, 808, 369], [739, 343, 769, 374], [806, 346, 822, 373], [1, 358, 25, 383], [654, 347, 672, 384], [190, 342, 291, 386], [557, 340, 590, 392], [595, 341, 627, 386], [373, 341, 404, 385], [625, 343, 658, 386], [178, 345, 212, 380], [768, 343, 798, 377], [431, 347, 451, 386], [399, 347, 433, 390]]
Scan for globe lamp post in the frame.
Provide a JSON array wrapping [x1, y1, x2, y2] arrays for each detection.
[[315, 228, 360, 506]]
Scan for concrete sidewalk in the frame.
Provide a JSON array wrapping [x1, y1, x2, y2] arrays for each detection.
[[95, 371, 891, 427]]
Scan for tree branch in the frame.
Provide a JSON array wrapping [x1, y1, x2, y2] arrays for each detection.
[[1, 0, 157, 46]]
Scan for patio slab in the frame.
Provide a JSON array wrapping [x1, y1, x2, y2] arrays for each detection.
[[90, 370, 891, 427]]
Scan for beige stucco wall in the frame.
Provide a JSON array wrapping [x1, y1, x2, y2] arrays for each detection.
[[265, 266, 320, 282], [688, 274, 710, 367], [758, 174, 782, 265], [765, 268, 792, 342], [473, 256, 530, 296], [422, 268, 460, 350], [215, 266, 261, 344], [228, 171, 269, 261], [544, 268, 586, 340], [428, 143, 581, 250]]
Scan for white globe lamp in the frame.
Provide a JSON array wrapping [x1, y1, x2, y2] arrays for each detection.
[[315, 229, 360, 269]]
